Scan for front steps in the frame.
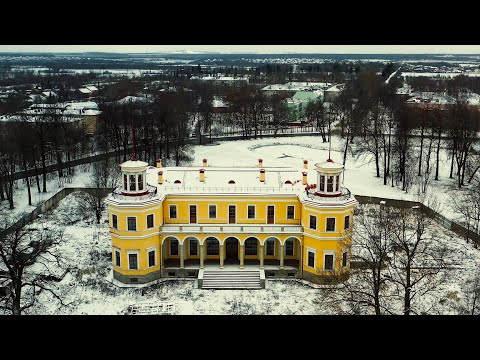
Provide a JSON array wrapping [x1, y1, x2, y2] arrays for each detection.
[[199, 269, 264, 289]]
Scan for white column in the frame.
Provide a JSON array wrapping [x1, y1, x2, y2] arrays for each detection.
[[259, 244, 264, 269], [220, 244, 224, 269], [179, 243, 184, 269], [240, 244, 245, 269], [200, 243, 204, 268], [279, 244, 284, 269]]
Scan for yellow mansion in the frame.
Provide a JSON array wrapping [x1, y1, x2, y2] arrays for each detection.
[[105, 156, 358, 288]]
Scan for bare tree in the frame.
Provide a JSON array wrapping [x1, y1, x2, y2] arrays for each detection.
[[0, 222, 68, 315], [459, 270, 480, 315]]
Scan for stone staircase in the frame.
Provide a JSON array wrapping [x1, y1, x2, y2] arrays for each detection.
[[199, 269, 264, 289]]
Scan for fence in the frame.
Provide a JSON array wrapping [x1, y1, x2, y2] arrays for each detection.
[[355, 195, 480, 247], [1, 187, 114, 238]]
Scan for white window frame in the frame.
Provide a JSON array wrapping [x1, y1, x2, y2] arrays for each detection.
[[114, 248, 121, 268], [266, 205, 275, 224], [169, 239, 179, 256], [286, 205, 295, 220], [323, 250, 336, 271], [326, 217, 336, 232], [169, 204, 177, 219], [247, 204, 256, 219], [208, 204, 217, 219], [112, 214, 118, 230], [344, 215, 350, 230], [309, 215, 317, 230], [147, 246, 157, 268], [342, 250, 348, 268], [306, 247, 316, 269], [127, 216, 137, 232], [189, 238, 199, 256], [146, 213, 155, 229], [127, 250, 140, 270], [265, 239, 275, 256]]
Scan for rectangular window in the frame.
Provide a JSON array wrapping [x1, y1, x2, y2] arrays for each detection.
[[190, 205, 197, 224], [309, 215, 317, 230], [123, 174, 128, 190], [206, 239, 219, 255], [285, 240, 294, 256], [138, 174, 144, 191], [209, 205, 217, 219], [127, 217, 136, 231], [129, 174, 136, 191], [320, 175, 325, 191], [148, 249, 156, 267], [245, 240, 258, 255], [324, 254, 334, 271], [170, 240, 179, 256], [342, 251, 348, 267], [248, 205, 255, 219], [147, 214, 154, 229], [112, 214, 118, 229], [169, 205, 177, 219], [344, 215, 350, 230], [128, 253, 138, 270], [266, 240, 275, 256], [327, 176, 334, 192], [308, 251, 315, 268], [335, 175, 340, 191], [114, 249, 121, 267], [326, 217, 336, 232], [287, 206, 295, 220], [189, 239, 198, 256]]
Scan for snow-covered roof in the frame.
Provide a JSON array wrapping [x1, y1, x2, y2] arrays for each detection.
[[314, 160, 344, 171], [121, 160, 149, 169], [78, 88, 91, 94], [117, 96, 154, 105], [85, 85, 98, 92], [262, 82, 333, 92], [42, 90, 57, 97]]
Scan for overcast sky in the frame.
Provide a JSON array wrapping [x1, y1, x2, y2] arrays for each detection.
[[1, 45, 480, 54]]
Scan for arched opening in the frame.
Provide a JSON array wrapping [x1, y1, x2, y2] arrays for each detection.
[[284, 180, 292, 185], [244, 237, 260, 265], [264, 237, 280, 266], [185, 236, 200, 267], [225, 237, 239, 264], [284, 237, 301, 269], [204, 237, 220, 265], [228, 180, 236, 184], [162, 236, 181, 268], [174, 180, 181, 184]]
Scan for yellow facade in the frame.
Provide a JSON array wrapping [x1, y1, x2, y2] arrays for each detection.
[[105, 158, 357, 285]]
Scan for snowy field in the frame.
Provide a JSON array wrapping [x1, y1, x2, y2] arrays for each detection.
[[2, 135, 479, 314]]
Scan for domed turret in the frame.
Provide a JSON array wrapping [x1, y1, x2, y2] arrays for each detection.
[[314, 158, 344, 197], [120, 159, 149, 196]]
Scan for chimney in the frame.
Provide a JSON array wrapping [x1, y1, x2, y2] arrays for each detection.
[[158, 171, 164, 185], [260, 168, 266, 182], [302, 172, 308, 185], [258, 158, 263, 167], [203, 158, 208, 167], [199, 169, 205, 182], [156, 159, 162, 168], [303, 160, 308, 169]]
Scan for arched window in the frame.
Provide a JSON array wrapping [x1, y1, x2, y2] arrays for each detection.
[[228, 180, 236, 184], [174, 180, 181, 184], [206, 238, 219, 255], [284, 180, 292, 185], [245, 238, 258, 255]]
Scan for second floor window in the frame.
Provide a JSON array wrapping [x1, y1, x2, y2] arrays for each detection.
[[309, 215, 317, 230], [209, 205, 217, 219], [326, 218, 336, 232], [112, 214, 118, 229], [169, 205, 177, 219], [127, 217, 136, 231], [248, 205, 255, 219], [287, 206, 295, 220], [147, 214, 154, 229]]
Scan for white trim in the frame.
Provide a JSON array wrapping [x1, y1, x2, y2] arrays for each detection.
[[208, 204, 217, 219], [286, 205, 295, 220], [309, 214, 317, 230], [127, 250, 140, 270], [188, 238, 199, 256], [189, 204, 197, 224], [306, 247, 316, 269], [112, 214, 118, 230], [147, 246, 157, 268], [326, 217, 336, 232], [169, 204, 177, 219], [228, 204, 236, 224], [266, 204, 275, 224], [323, 250, 336, 271], [127, 216, 137, 232], [247, 204, 256, 219], [114, 248, 121, 268], [146, 213, 155, 229], [264, 238, 276, 256]]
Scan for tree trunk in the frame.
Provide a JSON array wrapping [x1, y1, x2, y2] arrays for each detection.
[[404, 264, 411, 316], [418, 123, 424, 176], [40, 140, 47, 193], [449, 140, 456, 179], [435, 129, 441, 181], [22, 154, 31, 206]]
